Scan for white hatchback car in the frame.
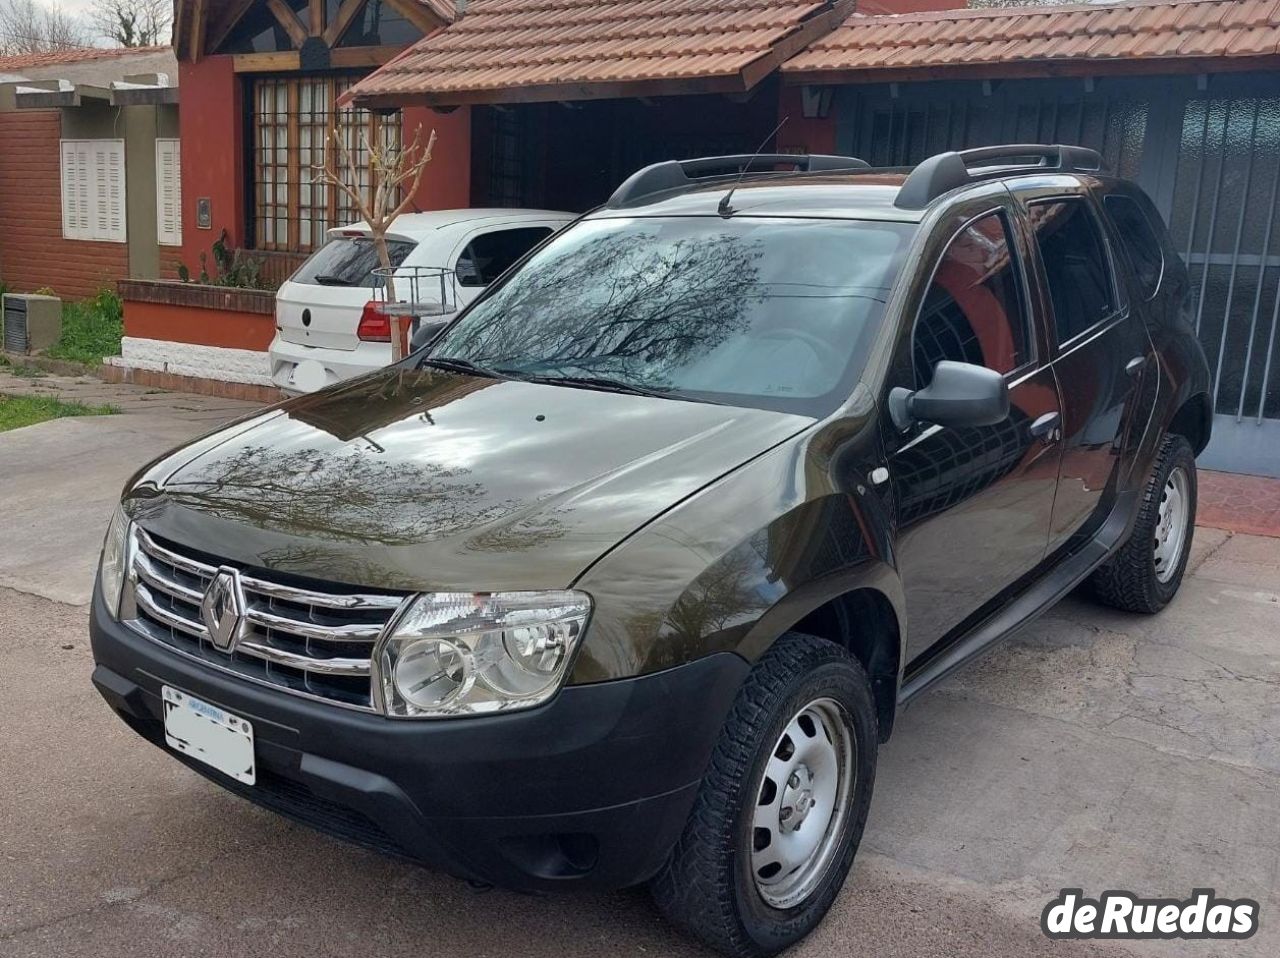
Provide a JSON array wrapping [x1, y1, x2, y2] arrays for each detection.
[[270, 209, 574, 393]]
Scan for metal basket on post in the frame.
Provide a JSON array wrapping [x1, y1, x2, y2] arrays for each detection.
[[371, 264, 459, 349]]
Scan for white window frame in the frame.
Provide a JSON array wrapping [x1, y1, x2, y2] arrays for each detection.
[[59, 138, 127, 243], [155, 138, 182, 247]]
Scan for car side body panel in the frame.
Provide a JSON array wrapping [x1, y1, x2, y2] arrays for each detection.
[[570, 386, 905, 685]]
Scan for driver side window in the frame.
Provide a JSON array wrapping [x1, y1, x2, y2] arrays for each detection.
[[914, 212, 1032, 388]]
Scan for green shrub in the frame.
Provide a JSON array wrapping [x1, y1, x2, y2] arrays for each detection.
[[47, 288, 124, 365], [176, 229, 271, 289]]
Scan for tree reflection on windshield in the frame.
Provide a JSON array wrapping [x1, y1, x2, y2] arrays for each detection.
[[430, 217, 914, 415], [440, 230, 763, 380]]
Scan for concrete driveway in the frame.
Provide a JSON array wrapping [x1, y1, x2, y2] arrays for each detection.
[[2, 390, 1277, 958]]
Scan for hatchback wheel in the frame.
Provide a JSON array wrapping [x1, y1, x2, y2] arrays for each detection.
[[650, 633, 878, 958], [1089, 434, 1197, 613]]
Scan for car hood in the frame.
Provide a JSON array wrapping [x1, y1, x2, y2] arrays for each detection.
[[125, 368, 812, 592]]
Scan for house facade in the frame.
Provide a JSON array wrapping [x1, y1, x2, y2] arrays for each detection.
[[0, 46, 179, 298]]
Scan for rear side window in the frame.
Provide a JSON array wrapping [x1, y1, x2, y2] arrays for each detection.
[[1029, 199, 1118, 343], [292, 236, 416, 288], [1104, 194, 1164, 299], [456, 227, 554, 287], [914, 211, 1031, 387]]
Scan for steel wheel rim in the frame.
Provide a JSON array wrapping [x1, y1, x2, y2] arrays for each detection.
[[750, 697, 855, 910], [1154, 466, 1190, 583]]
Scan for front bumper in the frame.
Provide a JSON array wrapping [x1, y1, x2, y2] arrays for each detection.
[[90, 586, 747, 891]]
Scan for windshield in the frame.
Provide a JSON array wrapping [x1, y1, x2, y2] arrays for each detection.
[[291, 236, 416, 288], [427, 216, 914, 415]]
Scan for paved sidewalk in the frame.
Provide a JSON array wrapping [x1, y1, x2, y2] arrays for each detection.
[[0, 367, 263, 426], [0, 369, 264, 605]]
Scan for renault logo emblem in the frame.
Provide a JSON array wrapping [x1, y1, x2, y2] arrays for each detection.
[[201, 567, 247, 653]]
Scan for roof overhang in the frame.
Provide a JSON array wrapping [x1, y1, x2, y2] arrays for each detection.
[[13, 75, 178, 108], [345, 0, 855, 110], [782, 0, 1280, 86], [784, 52, 1280, 86]]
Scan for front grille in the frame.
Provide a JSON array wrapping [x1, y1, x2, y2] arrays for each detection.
[[123, 528, 406, 711]]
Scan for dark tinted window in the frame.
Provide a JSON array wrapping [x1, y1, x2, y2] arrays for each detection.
[[1104, 194, 1164, 299], [432, 216, 915, 416], [456, 227, 554, 287], [292, 236, 416, 288], [914, 212, 1031, 387], [1030, 199, 1118, 343]]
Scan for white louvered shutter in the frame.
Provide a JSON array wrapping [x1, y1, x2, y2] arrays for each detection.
[[59, 141, 94, 240], [60, 141, 77, 238], [74, 143, 92, 237], [156, 139, 182, 246], [61, 139, 126, 243], [103, 142, 126, 243]]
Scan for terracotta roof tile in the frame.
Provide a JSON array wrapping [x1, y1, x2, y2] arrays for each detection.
[[347, 0, 849, 105], [0, 45, 167, 72], [784, 0, 1280, 80]]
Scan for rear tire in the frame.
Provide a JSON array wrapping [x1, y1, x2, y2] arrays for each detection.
[[650, 633, 878, 958], [1088, 434, 1197, 614]]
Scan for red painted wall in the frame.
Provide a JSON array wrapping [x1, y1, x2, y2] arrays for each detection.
[[0, 110, 129, 299], [777, 86, 838, 156], [123, 299, 275, 350], [177, 55, 245, 274], [403, 105, 471, 211]]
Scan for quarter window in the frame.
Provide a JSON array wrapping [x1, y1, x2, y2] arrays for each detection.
[[914, 211, 1031, 387], [1104, 194, 1164, 299], [456, 227, 555, 287], [1030, 199, 1119, 343]]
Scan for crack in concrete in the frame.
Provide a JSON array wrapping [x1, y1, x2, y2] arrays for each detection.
[[0, 833, 289, 943]]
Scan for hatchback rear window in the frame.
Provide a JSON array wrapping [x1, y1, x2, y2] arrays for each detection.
[[291, 236, 416, 288]]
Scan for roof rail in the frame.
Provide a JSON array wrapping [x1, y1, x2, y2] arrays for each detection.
[[606, 153, 871, 209], [894, 143, 1104, 210]]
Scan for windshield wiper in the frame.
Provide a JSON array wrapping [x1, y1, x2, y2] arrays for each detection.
[[419, 356, 510, 379], [523, 373, 673, 400], [313, 273, 356, 286]]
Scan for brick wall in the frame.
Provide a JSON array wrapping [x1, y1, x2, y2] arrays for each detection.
[[0, 110, 129, 299]]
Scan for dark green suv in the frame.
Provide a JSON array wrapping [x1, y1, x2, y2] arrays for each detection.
[[91, 145, 1212, 957]]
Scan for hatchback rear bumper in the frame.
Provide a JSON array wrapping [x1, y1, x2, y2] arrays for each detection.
[[89, 586, 748, 891], [268, 335, 391, 393]]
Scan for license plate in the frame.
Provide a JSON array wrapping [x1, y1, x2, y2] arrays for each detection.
[[162, 686, 255, 785]]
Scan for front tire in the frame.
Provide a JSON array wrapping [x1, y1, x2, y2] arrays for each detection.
[[650, 633, 878, 958], [1088, 434, 1197, 613]]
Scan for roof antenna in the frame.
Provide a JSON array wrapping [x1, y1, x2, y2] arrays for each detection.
[[718, 115, 790, 218]]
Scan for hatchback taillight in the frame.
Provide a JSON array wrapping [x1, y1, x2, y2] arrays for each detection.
[[357, 301, 392, 342]]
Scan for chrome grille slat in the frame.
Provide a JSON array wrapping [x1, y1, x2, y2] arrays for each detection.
[[135, 581, 206, 640], [135, 552, 204, 605], [240, 574, 403, 611], [236, 641, 371, 676], [125, 528, 406, 711], [244, 605, 384, 642]]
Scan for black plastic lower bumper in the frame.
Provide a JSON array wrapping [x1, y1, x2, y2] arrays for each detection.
[[89, 586, 748, 891]]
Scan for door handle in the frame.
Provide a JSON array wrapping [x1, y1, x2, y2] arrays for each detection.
[[1029, 411, 1062, 444], [1125, 355, 1148, 377]]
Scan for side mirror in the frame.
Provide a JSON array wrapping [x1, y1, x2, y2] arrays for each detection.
[[888, 360, 1010, 432], [410, 318, 450, 353]]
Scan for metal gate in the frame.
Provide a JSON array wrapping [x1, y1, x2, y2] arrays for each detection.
[[837, 73, 1280, 477]]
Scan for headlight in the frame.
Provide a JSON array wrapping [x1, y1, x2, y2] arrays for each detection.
[[98, 506, 132, 618], [375, 591, 591, 718]]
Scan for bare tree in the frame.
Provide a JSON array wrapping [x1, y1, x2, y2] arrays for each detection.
[[90, 0, 170, 47], [0, 0, 90, 54], [313, 124, 438, 362]]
